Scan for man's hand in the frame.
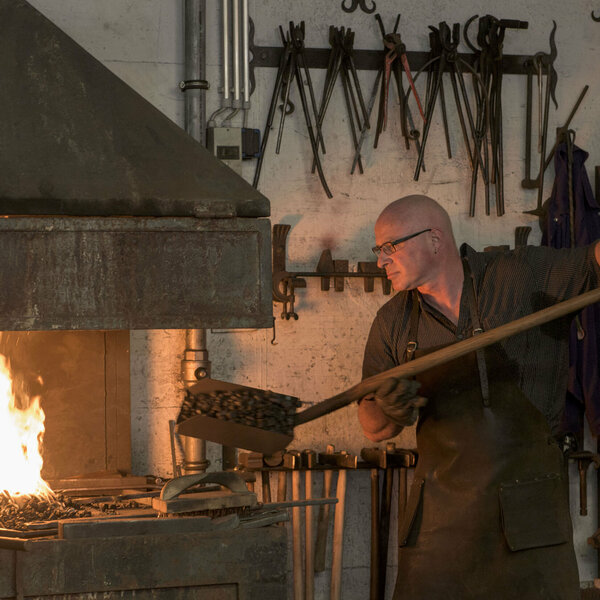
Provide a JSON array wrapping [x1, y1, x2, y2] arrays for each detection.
[[373, 377, 428, 427]]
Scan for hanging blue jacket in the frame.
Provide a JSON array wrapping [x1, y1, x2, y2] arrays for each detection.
[[541, 142, 600, 436]]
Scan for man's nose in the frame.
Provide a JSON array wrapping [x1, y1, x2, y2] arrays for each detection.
[[377, 253, 389, 269]]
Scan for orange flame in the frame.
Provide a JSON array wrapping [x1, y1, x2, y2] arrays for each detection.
[[0, 355, 53, 498]]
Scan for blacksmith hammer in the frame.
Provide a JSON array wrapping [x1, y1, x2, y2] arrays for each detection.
[[317, 446, 357, 600], [361, 444, 417, 600], [568, 451, 600, 516]]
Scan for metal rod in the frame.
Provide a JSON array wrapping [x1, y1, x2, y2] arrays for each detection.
[[232, 0, 240, 106], [184, 0, 206, 145], [183, 3, 209, 474], [222, 0, 230, 104], [242, 0, 249, 105]]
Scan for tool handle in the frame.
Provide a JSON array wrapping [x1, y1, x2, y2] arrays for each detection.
[[294, 287, 600, 426]]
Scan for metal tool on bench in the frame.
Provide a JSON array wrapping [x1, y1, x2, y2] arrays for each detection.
[[177, 288, 600, 455]]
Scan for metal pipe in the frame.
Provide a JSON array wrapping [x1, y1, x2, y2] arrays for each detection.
[[232, 0, 241, 108], [183, 0, 206, 145], [242, 0, 250, 106], [222, 0, 230, 105], [182, 2, 209, 474]]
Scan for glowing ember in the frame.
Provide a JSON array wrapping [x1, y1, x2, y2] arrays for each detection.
[[0, 354, 54, 499]]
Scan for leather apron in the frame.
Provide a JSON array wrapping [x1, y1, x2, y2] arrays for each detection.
[[393, 259, 580, 600]]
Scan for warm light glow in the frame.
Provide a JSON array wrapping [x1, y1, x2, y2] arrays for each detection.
[[0, 354, 53, 498]]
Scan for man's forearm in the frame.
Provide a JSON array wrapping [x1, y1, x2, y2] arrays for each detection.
[[358, 397, 402, 442]]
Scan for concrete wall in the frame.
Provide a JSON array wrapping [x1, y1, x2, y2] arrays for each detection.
[[28, 0, 600, 597]]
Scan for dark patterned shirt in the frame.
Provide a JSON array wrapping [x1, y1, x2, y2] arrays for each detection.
[[362, 243, 600, 434]]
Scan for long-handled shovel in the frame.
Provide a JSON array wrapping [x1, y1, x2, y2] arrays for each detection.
[[178, 287, 600, 454]]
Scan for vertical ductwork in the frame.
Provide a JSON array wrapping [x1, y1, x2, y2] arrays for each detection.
[[181, 0, 210, 474], [183, 0, 207, 146]]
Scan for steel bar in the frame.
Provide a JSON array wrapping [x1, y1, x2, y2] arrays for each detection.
[[242, 0, 250, 105], [249, 46, 536, 74], [222, 0, 230, 105], [232, 0, 240, 107]]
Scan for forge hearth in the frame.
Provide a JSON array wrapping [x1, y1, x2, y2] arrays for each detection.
[[0, 525, 287, 599], [0, 476, 288, 599]]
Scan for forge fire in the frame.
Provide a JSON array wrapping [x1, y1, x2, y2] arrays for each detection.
[[0, 354, 91, 529]]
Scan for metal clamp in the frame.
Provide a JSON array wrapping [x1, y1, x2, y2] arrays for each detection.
[[179, 79, 210, 91]]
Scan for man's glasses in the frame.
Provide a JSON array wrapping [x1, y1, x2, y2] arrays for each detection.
[[372, 229, 432, 256]]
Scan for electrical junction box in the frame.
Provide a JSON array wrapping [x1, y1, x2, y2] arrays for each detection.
[[207, 126, 242, 174]]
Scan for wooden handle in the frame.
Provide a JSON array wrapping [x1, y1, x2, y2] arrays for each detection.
[[295, 287, 600, 426], [330, 470, 347, 600]]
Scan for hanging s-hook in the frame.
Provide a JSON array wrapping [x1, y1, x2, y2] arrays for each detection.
[[341, 0, 376, 14]]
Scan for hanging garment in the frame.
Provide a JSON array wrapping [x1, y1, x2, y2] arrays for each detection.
[[542, 141, 600, 437]]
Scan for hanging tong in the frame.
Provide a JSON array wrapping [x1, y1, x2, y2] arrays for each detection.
[[373, 14, 425, 155], [524, 21, 558, 216], [465, 15, 528, 216], [313, 26, 370, 174], [253, 22, 332, 198], [412, 22, 487, 186]]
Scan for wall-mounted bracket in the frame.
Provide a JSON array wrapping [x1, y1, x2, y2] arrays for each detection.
[[250, 44, 534, 76], [272, 224, 391, 319]]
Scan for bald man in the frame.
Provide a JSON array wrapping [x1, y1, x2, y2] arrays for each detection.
[[358, 195, 600, 599]]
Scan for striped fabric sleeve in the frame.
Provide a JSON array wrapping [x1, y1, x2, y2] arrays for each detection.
[[524, 244, 600, 304]]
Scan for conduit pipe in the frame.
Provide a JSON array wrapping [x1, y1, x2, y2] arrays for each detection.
[[181, 0, 210, 474]]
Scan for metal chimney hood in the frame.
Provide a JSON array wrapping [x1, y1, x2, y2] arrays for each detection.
[[0, 0, 272, 331], [0, 0, 269, 218]]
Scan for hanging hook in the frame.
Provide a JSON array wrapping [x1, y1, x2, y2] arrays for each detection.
[[270, 317, 278, 345], [341, 0, 376, 14], [592, 10, 600, 21]]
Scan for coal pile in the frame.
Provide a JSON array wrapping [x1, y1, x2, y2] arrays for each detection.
[[0, 492, 91, 530], [178, 388, 301, 435]]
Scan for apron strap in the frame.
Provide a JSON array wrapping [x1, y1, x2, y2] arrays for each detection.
[[405, 290, 420, 362], [462, 257, 490, 406]]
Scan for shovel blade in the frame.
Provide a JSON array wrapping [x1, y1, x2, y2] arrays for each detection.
[[177, 414, 293, 454]]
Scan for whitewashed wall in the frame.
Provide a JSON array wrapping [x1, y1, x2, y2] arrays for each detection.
[[28, 0, 600, 596]]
